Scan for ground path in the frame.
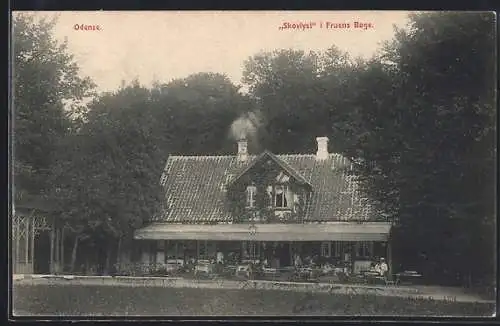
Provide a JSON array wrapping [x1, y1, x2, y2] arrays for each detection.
[[13, 274, 494, 304]]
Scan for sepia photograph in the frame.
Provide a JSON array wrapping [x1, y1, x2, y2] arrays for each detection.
[[10, 10, 496, 318]]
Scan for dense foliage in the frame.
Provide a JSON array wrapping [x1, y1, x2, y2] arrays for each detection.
[[345, 12, 496, 286], [13, 14, 95, 197], [49, 75, 252, 271]]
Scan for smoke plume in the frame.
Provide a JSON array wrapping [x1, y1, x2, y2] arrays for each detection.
[[230, 111, 260, 141]]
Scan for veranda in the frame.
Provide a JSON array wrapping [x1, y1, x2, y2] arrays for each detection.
[[128, 239, 393, 277], [12, 209, 65, 275]]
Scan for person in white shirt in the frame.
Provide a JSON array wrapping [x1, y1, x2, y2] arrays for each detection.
[[294, 254, 302, 268], [216, 251, 224, 265], [379, 258, 388, 276]]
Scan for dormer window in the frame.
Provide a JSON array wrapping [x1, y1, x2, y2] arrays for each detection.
[[246, 184, 257, 208]]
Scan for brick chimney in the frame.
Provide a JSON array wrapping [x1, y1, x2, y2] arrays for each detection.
[[316, 137, 329, 160], [237, 138, 248, 162]]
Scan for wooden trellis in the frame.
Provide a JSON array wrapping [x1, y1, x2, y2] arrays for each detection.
[[12, 211, 52, 274]]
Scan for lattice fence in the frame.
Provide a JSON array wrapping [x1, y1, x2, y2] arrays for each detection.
[[12, 213, 52, 269]]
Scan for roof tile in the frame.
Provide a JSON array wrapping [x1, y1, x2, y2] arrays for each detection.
[[154, 153, 376, 223]]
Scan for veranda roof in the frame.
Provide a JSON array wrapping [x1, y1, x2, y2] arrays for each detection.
[[134, 222, 392, 242]]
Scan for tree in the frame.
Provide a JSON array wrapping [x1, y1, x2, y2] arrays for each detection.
[[12, 13, 95, 197], [157, 72, 254, 154], [50, 74, 253, 272], [242, 47, 360, 154], [49, 81, 164, 272], [345, 12, 496, 286]]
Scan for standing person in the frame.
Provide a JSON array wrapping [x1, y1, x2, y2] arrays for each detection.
[[344, 250, 351, 264], [294, 253, 302, 268], [216, 250, 224, 274], [344, 250, 352, 274]]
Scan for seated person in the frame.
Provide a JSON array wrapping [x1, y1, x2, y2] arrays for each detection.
[[216, 251, 224, 265], [379, 258, 388, 276]]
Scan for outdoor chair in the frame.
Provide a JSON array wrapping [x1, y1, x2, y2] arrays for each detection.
[[194, 260, 214, 277], [165, 259, 184, 276], [235, 264, 251, 279], [384, 275, 396, 286], [337, 271, 352, 283]]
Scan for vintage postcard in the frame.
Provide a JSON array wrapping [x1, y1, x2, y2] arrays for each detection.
[[10, 10, 496, 318]]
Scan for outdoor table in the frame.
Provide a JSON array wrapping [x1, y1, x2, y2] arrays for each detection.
[[271, 267, 295, 281], [395, 272, 422, 285], [262, 267, 277, 274], [223, 265, 237, 274]]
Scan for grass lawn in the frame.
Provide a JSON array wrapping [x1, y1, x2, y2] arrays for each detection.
[[13, 283, 494, 317]]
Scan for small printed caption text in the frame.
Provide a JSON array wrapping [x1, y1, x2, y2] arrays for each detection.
[[279, 21, 374, 31]]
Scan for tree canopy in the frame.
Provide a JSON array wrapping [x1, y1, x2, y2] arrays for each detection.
[[48, 73, 253, 271], [13, 13, 95, 198], [340, 12, 495, 285], [242, 46, 361, 154]]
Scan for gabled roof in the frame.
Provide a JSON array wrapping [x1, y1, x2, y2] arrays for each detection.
[[227, 150, 312, 189], [153, 152, 376, 223]]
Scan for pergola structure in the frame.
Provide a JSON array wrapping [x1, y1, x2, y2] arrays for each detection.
[[11, 195, 64, 275]]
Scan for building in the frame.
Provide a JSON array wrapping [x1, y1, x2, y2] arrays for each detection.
[[12, 193, 64, 275], [133, 136, 393, 274]]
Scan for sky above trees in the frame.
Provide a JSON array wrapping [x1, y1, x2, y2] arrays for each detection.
[[14, 11, 410, 93]]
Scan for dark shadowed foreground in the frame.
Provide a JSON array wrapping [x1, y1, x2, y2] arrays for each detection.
[[13, 284, 494, 317]]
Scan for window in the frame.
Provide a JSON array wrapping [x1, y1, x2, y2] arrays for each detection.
[[357, 241, 373, 258], [266, 186, 273, 207], [321, 242, 331, 257], [242, 241, 258, 259], [199, 240, 208, 260], [274, 185, 288, 208], [334, 242, 344, 258], [246, 185, 257, 208]]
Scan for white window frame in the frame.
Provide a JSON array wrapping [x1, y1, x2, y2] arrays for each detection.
[[334, 241, 343, 258], [246, 185, 257, 208], [274, 184, 289, 208], [356, 241, 373, 258], [242, 241, 258, 259]]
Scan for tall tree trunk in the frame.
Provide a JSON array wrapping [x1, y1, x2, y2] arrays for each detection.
[[55, 228, 60, 272], [49, 223, 55, 274], [116, 237, 123, 274], [104, 241, 113, 275], [60, 227, 65, 272], [70, 235, 80, 273]]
